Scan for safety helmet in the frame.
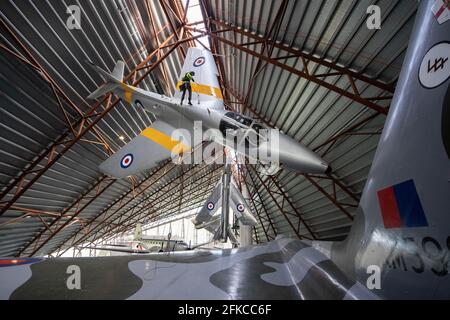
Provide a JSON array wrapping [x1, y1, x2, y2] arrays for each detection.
[[190, 71, 195, 76]]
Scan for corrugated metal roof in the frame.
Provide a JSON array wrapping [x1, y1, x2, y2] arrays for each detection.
[[206, 0, 418, 240], [0, 0, 205, 257], [0, 0, 418, 257]]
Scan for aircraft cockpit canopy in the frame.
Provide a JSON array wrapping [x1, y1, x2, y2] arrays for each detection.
[[224, 112, 253, 127]]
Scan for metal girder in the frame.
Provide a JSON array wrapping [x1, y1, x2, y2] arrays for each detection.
[[225, 86, 359, 232], [96, 166, 223, 243], [253, 226, 260, 244], [57, 163, 223, 256], [211, 32, 389, 114], [192, 19, 393, 115], [241, 0, 289, 111], [87, 147, 226, 243], [143, 0, 175, 95], [54, 146, 225, 256], [199, 0, 232, 106], [17, 176, 109, 256], [26, 178, 116, 257], [303, 174, 354, 221], [0, 206, 116, 230], [246, 164, 313, 240], [0, 17, 183, 218], [209, 19, 396, 97], [96, 164, 222, 239], [159, 0, 187, 57], [266, 173, 317, 239], [231, 159, 273, 242], [312, 112, 382, 157], [235, 157, 277, 241], [49, 161, 177, 256]]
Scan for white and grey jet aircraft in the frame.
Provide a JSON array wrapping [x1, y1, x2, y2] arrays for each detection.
[[0, 0, 449, 299]]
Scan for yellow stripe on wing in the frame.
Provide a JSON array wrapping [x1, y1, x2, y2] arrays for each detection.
[[177, 81, 223, 100], [140, 127, 191, 154], [120, 83, 133, 104]]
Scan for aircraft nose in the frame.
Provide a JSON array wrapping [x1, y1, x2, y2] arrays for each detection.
[[277, 133, 330, 174]]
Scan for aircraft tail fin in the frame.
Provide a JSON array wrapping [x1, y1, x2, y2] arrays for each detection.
[[134, 223, 142, 241], [111, 61, 125, 82], [325, 0, 450, 298], [86, 60, 124, 100], [174, 47, 223, 106]]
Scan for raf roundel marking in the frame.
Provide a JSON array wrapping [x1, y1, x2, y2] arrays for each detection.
[[207, 202, 215, 211], [120, 153, 134, 169], [237, 203, 245, 213], [193, 56, 206, 67], [419, 42, 450, 89]]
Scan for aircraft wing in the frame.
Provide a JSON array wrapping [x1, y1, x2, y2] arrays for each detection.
[[99, 119, 194, 178], [229, 181, 257, 226], [79, 246, 150, 254], [191, 180, 222, 226], [141, 237, 182, 243]]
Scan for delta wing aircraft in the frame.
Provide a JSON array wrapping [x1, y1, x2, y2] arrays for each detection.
[[0, 0, 449, 299], [86, 44, 330, 178], [191, 168, 257, 246]]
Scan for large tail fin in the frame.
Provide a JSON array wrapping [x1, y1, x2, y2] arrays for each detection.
[[329, 0, 450, 299], [86, 60, 124, 100], [174, 48, 223, 106]]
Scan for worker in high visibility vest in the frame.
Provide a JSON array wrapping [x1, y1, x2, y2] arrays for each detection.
[[179, 71, 195, 105]]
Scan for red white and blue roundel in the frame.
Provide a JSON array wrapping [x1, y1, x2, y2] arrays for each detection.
[[237, 203, 245, 213], [207, 201, 215, 211], [193, 56, 206, 67], [120, 153, 134, 169]]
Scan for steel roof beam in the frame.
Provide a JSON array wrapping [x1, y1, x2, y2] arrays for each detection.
[[210, 20, 395, 95], [59, 163, 223, 254], [193, 19, 393, 115], [54, 145, 224, 254], [25, 178, 116, 257], [242, 0, 289, 113], [303, 174, 354, 221], [49, 162, 177, 256], [0, 17, 181, 217], [226, 86, 360, 227], [98, 168, 222, 242], [247, 164, 313, 240], [16, 176, 109, 256], [267, 172, 317, 239], [208, 31, 389, 115], [96, 157, 224, 234], [199, 0, 232, 107]]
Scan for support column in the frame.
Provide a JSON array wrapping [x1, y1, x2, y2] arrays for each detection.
[[239, 178, 253, 247], [220, 164, 231, 242]]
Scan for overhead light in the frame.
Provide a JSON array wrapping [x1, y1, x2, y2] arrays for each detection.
[[119, 136, 125, 141]]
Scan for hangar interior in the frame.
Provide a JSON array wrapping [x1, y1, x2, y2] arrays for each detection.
[[0, 0, 416, 258]]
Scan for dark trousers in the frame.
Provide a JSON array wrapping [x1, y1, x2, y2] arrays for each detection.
[[180, 82, 192, 104]]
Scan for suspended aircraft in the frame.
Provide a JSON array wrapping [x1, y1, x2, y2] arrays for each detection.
[[1, 0, 449, 299], [85, 45, 330, 178], [191, 164, 257, 246]]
